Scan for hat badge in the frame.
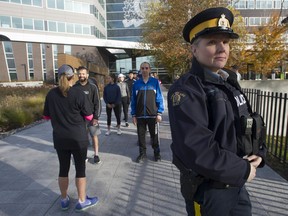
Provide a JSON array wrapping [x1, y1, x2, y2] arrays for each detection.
[[218, 14, 230, 28]]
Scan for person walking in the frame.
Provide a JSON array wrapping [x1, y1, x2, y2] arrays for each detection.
[[43, 64, 98, 212], [103, 73, 122, 135], [126, 70, 135, 97], [117, 73, 130, 127], [74, 66, 102, 164], [131, 62, 164, 163], [168, 7, 266, 216]]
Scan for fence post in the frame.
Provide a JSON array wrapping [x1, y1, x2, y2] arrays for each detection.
[[255, 90, 261, 113]]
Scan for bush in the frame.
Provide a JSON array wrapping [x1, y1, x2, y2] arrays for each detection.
[[0, 86, 51, 132]]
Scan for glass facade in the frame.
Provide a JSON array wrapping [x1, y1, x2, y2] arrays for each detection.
[[106, 0, 153, 42], [0, 0, 42, 6], [0, 15, 95, 36], [234, 0, 288, 9]]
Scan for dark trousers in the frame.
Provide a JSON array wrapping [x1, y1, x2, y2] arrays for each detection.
[[106, 104, 121, 126], [185, 183, 251, 216], [120, 96, 129, 122], [136, 118, 160, 155]]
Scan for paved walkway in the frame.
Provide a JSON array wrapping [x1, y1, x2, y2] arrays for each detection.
[[0, 87, 287, 216]]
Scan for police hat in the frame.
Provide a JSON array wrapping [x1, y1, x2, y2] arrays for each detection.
[[183, 7, 239, 43]]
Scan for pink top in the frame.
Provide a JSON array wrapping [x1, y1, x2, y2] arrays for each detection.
[[43, 114, 93, 121]]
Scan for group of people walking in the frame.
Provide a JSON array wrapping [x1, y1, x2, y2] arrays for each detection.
[[43, 61, 164, 212]]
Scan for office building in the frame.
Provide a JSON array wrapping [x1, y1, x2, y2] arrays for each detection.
[[0, 0, 287, 84]]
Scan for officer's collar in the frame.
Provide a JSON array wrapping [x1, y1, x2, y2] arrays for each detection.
[[189, 59, 228, 84]]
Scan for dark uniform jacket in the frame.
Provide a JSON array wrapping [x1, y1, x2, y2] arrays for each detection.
[[168, 59, 265, 188]]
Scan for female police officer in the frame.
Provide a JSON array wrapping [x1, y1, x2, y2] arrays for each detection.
[[168, 7, 266, 216]]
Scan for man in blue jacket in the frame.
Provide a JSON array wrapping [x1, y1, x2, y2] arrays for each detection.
[[131, 62, 164, 163]]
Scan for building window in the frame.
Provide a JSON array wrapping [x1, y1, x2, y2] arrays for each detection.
[[66, 23, 74, 33], [3, 42, 17, 81], [33, 0, 42, 7], [64, 45, 71, 55], [65, 0, 73, 10], [53, 44, 58, 77], [48, 21, 57, 31], [57, 22, 65, 32], [41, 44, 47, 81], [47, 0, 55, 8], [83, 25, 91, 35], [22, 0, 32, 5], [27, 43, 34, 80], [75, 24, 82, 34], [247, 0, 255, 9], [12, 17, 22, 29], [0, 16, 11, 28], [256, 0, 273, 9], [23, 18, 33, 29], [34, 19, 44, 30]]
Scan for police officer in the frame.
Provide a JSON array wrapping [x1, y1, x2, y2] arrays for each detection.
[[168, 7, 266, 216]]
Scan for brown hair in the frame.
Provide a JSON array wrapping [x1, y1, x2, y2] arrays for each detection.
[[58, 74, 77, 97]]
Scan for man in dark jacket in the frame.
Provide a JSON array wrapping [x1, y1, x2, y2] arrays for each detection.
[[75, 66, 102, 164], [168, 7, 266, 216]]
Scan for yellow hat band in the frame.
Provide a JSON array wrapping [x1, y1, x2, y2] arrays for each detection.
[[189, 17, 230, 42]]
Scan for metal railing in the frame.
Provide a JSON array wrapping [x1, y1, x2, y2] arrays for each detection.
[[243, 88, 288, 165]]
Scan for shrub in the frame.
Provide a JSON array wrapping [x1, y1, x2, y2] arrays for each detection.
[[0, 85, 51, 132]]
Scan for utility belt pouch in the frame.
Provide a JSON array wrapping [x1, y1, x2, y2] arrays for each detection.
[[240, 115, 253, 155], [251, 112, 266, 154], [180, 172, 204, 201], [172, 153, 204, 200]]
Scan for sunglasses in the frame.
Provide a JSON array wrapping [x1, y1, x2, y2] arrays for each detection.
[[141, 67, 149, 70]]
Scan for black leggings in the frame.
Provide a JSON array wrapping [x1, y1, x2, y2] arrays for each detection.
[[106, 104, 121, 126], [56, 148, 87, 178]]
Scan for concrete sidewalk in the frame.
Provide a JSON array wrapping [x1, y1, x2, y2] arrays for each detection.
[[0, 88, 287, 216]]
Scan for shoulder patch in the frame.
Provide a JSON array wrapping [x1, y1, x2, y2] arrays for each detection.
[[171, 91, 186, 106]]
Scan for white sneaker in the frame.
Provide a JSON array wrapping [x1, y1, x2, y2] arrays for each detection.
[[117, 129, 122, 135], [105, 130, 110, 136]]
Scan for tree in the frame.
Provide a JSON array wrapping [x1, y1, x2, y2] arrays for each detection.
[[141, 1, 288, 79], [141, 0, 233, 78], [244, 13, 288, 78]]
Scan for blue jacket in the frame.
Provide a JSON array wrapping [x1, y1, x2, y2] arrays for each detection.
[[131, 77, 164, 118]]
